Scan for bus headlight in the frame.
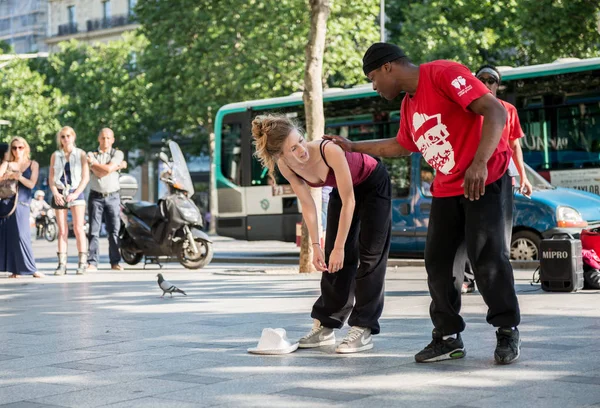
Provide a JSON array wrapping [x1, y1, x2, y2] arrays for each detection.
[[556, 206, 588, 228]]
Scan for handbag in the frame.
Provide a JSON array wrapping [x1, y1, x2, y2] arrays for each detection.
[[0, 190, 18, 219], [0, 178, 17, 199]]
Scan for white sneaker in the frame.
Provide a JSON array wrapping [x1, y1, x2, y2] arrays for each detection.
[[335, 326, 373, 354], [298, 319, 335, 348]]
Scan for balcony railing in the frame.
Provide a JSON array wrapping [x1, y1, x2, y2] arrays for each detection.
[[86, 14, 137, 33], [57, 23, 77, 36], [52, 14, 137, 38]]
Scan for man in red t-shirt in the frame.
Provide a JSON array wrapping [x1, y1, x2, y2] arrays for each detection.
[[325, 43, 521, 365], [476, 65, 532, 195], [463, 65, 533, 294]]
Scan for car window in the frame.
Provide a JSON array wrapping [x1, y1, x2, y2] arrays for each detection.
[[515, 163, 555, 190], [381, 156, 411, 198], [420, 158, 434, 197]]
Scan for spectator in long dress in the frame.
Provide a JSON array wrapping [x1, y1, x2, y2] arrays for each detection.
[[0, 137, 43, 278]]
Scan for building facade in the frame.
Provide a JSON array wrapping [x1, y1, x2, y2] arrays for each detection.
[[0, 0, 48, 53], [46, 0, 138, 51]]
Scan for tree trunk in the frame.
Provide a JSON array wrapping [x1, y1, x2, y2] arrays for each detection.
[[299, 0, 331, 273]]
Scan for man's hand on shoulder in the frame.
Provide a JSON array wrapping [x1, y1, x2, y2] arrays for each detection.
[[322, 134, 353, 152]]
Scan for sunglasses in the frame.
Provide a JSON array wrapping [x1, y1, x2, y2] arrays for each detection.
[[478, 77, 498, 86], [11, 146, 24, 151], [60, 134, 73, 139]]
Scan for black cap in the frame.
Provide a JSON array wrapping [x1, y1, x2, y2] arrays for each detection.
[[362, 43, 407, 76]]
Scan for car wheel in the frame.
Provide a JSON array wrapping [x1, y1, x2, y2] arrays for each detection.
[[510, 230, 541, 261]]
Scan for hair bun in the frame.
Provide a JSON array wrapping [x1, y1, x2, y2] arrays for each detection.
[[251, 116, 268, 142]]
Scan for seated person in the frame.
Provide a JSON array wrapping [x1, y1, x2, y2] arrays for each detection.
[[421, 168, 434, 196], [30, 190, 51, 237]]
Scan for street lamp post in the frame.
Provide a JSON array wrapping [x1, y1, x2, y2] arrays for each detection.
[[380, 0, 385, 42]]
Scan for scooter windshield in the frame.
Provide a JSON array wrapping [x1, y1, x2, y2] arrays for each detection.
[[169, 141, 195, 196]]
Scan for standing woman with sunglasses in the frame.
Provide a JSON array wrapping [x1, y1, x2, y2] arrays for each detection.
[[0, 137, 43, 278], [49, 126, 90, 275]]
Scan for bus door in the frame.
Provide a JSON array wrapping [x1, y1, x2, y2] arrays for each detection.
[[216, 109, 252, 240], [382, 156, 417, 255], [245, 111, 301, 242]]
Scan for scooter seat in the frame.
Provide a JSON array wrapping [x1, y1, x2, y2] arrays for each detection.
[[125, 201, 159, 224]]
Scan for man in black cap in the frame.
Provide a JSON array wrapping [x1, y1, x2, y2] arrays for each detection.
[[325, 43, 521, 365]]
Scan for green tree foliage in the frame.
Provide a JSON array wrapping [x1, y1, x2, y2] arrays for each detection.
[[136, 0, 380, 144], [386, 0, 600, 67], [43, 33, 157, 153], [0, 57, 63, 162], [0, 40, 13, 54], [515, 0, 600, 63]]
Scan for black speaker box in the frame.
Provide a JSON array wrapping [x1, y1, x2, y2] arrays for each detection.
[[539, 234, 583, 292]]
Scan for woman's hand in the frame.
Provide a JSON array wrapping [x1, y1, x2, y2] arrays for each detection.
[[54, 193, 65, 207], [328, 248, 345, 273], [312, 246, 328, 272], [10, 170, 21, 180], [65, 193, 78, 203]]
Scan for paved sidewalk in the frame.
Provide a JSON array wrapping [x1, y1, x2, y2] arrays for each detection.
[[0, 241, 599, 407]]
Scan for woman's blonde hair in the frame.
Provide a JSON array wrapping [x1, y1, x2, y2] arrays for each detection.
[[56, 126, 77, 150], [8, 136, 31, 162], [251, 114, 301, 183]]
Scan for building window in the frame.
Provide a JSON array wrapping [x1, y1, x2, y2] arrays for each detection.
[[102, 1, 111, 23], [67, 5, 75, 26]]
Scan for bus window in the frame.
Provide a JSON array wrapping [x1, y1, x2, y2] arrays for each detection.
[[420, 158, 434, 197], [250, 153, 289, 186], [221, 122, 242, 185], [519, 108, 551, 170], [556, 101, 600, 168], [382, 156, 411, 198]]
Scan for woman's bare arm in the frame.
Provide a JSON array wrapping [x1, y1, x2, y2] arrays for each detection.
[[18, 161, 38, 189], [278, 160, 321, 246], [322, 143, 355, 251]]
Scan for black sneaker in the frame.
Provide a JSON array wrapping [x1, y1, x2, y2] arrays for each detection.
[[495, 327, 521, 364], [415, 329, 466, 363]]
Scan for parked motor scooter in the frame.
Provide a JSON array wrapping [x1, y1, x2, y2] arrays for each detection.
[[118, 141, 213, 269], [37, 209, 58, 242]]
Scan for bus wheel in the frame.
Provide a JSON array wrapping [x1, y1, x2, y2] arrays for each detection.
[[510, 231, 541, 261], [176, 238, 214, 269]]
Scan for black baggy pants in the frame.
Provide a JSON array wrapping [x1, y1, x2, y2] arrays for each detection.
[[311, 163, 392, 335], [425, 172, 521, 335]]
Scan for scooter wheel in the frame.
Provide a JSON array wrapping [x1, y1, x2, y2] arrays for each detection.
[[121, 247, 143, 265], [175, 239, 214, 269], [44, 223, 57, 242]]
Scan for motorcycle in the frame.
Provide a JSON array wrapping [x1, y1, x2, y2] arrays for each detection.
[[37, 209, 58, 242], [119, 141, 213, 269]]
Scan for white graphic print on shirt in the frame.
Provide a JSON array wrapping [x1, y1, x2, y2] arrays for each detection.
[[413, 112, 455, 175], [450, 75, 473, 97]]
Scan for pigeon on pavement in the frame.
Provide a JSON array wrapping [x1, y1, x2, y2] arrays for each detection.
[[157, 273, 187, 297]]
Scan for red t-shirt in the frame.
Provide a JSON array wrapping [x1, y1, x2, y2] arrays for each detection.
[[396, 60, 511, 197], [500, 99, 525, 142]]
